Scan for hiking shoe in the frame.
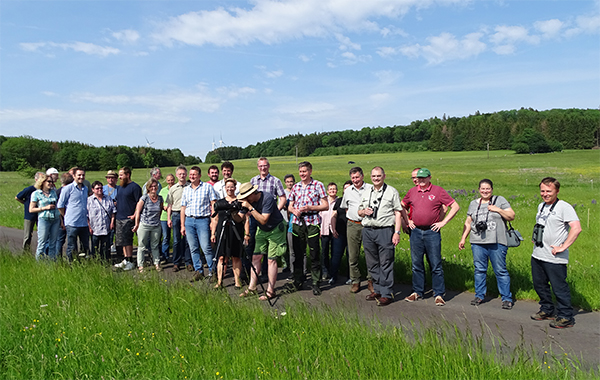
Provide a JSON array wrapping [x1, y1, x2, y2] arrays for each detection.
[[190, 271, 204, 282], [435, 295, 445, 306], [549, 318, 574, 329], [531, 310, 554, 321], [312, 285, 322, 296], [404, 292, 421, 302], [123, 261, 135, 271], [114, 259, 127, 269], [471, 297, 483, 306], [377, 297, 393, 306], [501, 301, 513, 310], [186, 264, 194, 272]]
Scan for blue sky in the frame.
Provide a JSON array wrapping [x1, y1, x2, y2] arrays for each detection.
[[1, 0, 598, 159]]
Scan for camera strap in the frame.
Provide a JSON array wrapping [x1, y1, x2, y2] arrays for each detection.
[[536, 198, 559, 226], [368, 183, 387, 209]]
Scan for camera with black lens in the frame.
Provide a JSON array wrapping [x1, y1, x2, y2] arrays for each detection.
[[532, 223, 545, 247], [366, 206, 379, 219], [475, 221, 488, 232], [213, 199, 244, 215]]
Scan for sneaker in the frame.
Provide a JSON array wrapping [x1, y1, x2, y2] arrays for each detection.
[[345, 279, 353, 285], [328, 278, 336, 285], [471, 297, 483, 306], [114, 259, 127, 269], [501, 301, 513, 310], [549, 318, 574, 329], [404, 292, 421, 302], [435, 295, 445, 306], [123, 261, 135, 271], [110, 245, 117, 253], [531, 310, 554, 321], [78, 252, 87, 258]]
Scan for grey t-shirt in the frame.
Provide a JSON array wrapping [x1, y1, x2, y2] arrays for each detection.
[[467, 195, 511, 246], [532, 200, 579, 264], [139, 194, 164, 227]]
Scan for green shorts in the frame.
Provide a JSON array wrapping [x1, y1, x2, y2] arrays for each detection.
[[254, 221, 288, 260]]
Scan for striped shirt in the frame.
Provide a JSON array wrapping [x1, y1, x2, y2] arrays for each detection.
[[87, 195, 115, 236], [288, 179, 327, 226], [181, 181, 218, 217]]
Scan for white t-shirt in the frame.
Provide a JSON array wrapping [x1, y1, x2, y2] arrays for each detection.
[[532, 200, 579, 264]]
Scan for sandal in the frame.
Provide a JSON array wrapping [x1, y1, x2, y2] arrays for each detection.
[[214, 283, 223, 289], [239, 288, 258, 298], [138, 267, 144, 273], [259, 290, 276, 301]]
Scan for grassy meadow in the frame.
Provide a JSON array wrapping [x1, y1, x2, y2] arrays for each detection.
[[1, 150, 599, 310], [1, 252, 596, 380]]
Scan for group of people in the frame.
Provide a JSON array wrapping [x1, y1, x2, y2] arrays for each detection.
[[15, 159, 581, 329]]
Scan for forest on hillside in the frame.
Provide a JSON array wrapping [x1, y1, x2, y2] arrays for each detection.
[[206, 108, 599, 162]]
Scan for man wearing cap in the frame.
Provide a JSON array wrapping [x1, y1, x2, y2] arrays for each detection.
[[358, 167, 408, 306], [180, 166, 219, 281], [286, 161, 328, 296], [402, 168, 460, 306], [340, 166, 374, 293], [46, 168, 59, 189], [237, 183, 287, 300], [103, 170, 119, 253]]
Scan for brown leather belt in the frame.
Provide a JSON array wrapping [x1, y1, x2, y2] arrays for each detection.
[[348, 219, 362, 225]]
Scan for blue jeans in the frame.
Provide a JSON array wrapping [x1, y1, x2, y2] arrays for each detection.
[[36, 218, 60, 260], [171, 212, 192, 267], [471, 243, 512, 302], [327, 234, 346, 282], [66, 226, 90, 261], [531, 257, 573, 320], [161, 220, 171, 260], [56, 228, 66, 258], [409, 228, 445, 297], [185, 217, 214, 273]]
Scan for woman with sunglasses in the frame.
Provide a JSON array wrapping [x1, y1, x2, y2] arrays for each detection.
[[29, 174, 60, 260]]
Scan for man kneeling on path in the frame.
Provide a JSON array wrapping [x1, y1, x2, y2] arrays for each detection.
[[358, 167, 407, 306], [237, 182, 287, 300]]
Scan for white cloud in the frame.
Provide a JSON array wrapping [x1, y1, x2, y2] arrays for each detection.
[[369, 93, 390, 103], [151, 0, 425, 47], [217, 86, 257, 98], [0, 108, 189, 126], [256, 65, 283, 78], [490, 25, 540, 54], [373, 70, 402, 85], [112, 29, 140, 44], [565, 13, 600, 37], [275, 102, 336, 117], [534, 19, 564, 39], [20, 41, 120, 56], [335, 33, 361, 51], [41, 91, 59, 97], [399, 32, 486, 64], [298, 54, 311, 62], [71, 88, 223, 113]]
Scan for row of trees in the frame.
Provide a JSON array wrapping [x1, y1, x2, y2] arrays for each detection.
[[208, 108, 599, 161], [0, 136, 202, 172]]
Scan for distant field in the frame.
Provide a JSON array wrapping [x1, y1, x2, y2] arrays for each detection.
[[1, 150, 598, 309]]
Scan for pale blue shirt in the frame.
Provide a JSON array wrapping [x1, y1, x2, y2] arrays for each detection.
[[181, 181, 218, 217], [57, 182, 88, 227]]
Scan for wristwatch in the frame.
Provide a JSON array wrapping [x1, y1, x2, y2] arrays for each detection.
[[394, 230, 400, 234]]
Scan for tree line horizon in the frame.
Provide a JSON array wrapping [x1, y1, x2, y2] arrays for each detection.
[[1, 107, 598, 172]]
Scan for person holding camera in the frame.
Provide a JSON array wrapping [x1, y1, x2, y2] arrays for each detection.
[[459, 179, 515, 309], [237, 183, 287, 300], [530, 177, 581, 329], [211, 178, 248, 289], [358, 167, 407, 306], [402, 168, 460, 306]]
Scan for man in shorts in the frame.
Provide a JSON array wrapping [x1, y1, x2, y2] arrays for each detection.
[[114, 167, 142, 271]]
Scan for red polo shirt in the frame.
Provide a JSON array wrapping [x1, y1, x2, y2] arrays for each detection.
[[402, 183, 455, 227]]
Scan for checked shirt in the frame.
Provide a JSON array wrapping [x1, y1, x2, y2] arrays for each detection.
[[288, 179, 326, 226], [251, 173, 285, 198], [181, 181, 218, 218]]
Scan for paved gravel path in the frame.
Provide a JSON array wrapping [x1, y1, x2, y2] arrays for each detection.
[[2, 225, 598, 368]]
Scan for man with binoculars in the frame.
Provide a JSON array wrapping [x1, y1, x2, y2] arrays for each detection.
[[530, 177, 581, 329]]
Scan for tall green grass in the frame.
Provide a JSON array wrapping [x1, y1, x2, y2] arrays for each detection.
[[1, 251, 595, 379], [1, 150, 598, 309]]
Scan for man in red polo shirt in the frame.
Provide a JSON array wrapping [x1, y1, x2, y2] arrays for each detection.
[[401, 168, 460, 306]]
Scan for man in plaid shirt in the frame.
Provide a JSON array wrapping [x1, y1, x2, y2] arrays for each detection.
[[180, 166, 219, 282], [286, 161, 328, 295]]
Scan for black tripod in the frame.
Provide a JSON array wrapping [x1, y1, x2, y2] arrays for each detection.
[[213, 209, 273, 307]]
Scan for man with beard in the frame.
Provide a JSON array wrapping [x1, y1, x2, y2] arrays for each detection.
[[113, 167, 142, 271], [207, 165, 219, 186]]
